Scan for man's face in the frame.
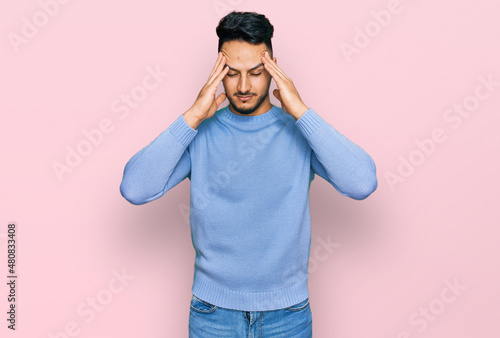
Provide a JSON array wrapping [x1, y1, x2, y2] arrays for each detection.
[[220, 40, 276, 116]]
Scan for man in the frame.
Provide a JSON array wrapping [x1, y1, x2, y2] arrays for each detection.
[[120, 11, 377, 337]]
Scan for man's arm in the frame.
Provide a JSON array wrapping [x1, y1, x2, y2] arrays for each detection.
[[119, 113, 197, 205], [260, 52, 377, 200], [296, 108, 378, 200], [120, 52, 229, 205]]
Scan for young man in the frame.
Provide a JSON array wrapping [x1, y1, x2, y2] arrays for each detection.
[[120, 11, 377, 337]]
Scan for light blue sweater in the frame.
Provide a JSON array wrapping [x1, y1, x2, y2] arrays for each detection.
[[120, 104, 377, 311]]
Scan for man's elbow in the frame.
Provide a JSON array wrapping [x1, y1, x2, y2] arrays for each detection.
[[352, 175, 378, 200], [120, 181, 148, 205]]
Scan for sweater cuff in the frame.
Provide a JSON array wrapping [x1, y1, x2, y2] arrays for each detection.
[[168, 114, 198, 146], [295, 108, 325, 138]]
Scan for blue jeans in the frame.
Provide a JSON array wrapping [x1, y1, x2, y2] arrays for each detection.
[[189, 294, 313, 337]]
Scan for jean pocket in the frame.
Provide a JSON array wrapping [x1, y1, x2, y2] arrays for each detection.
[[284, 298, 310, 312], [190, 294, 218, 314]]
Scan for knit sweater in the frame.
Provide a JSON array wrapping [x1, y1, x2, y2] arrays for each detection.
[[120, 104, 377, 311]]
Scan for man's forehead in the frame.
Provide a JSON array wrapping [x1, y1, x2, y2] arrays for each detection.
[[220, 48, 267, 56], [220, 46, 268, 71], [220, 42, 268, 59]]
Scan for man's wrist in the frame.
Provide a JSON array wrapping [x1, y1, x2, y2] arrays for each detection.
[[291, 104, 309, 121], [183, 108, 203, 130]]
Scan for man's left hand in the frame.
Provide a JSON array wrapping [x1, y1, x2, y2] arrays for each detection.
[[262, 51, 309, 120]]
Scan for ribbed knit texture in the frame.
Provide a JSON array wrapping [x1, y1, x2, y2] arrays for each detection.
[[120, 104, 377, 311]]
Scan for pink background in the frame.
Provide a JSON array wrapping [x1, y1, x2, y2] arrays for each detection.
[[1, 0, 499, 337]]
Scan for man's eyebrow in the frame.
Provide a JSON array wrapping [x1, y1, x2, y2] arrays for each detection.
[[226, 63, 264, 72]]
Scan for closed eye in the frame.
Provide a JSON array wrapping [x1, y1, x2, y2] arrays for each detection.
[[227, 73, 262, 77]]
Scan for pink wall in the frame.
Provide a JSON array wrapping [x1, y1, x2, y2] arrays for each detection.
[[1, 0, 499, 337]]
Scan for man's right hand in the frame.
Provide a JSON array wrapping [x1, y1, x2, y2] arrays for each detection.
[[183, 52, 229, 129]]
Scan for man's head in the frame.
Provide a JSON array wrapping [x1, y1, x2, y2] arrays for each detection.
[[216, 11, 276, 116]]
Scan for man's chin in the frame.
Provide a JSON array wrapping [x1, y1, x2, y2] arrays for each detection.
[[229, 99, 258, 115], [235, 107, 257, 115]]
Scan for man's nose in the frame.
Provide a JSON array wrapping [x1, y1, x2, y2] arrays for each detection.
[[238, 75, 250, 93]]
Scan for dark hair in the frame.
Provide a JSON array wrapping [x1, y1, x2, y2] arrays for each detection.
[[216, 11, 274, 57]]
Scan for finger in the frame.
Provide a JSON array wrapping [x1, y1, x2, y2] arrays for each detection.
[[273, 89, 281, 101], [215, 92, 227, 107], [274, 89, 284, 105], [209, 62, 229, 88], [207, 53, 226, 84], [208, 52, 224, 80], [207, 56, 227, 86], [264, 59, 287, 82], [262, 57, 284, 85], [262, 53, 288, 81], [207, 52, 221, 80], [263, 61, 285, 88], [264, 52, 288, 79]]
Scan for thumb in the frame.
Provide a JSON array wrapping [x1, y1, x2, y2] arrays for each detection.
[[215, 92, 227, 107], [273, 89, 281, 102]]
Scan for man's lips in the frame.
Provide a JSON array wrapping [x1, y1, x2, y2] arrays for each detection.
[[237, 95, 253, 101]]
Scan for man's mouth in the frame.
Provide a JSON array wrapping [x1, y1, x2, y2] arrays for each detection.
[[237, 95, 253, 101]]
